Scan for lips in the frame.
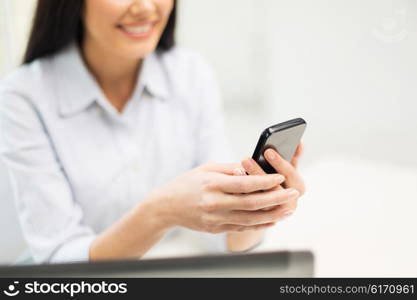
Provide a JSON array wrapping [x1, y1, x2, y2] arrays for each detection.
[[117, 22, 155, 39], [121, 24, 152, 34]]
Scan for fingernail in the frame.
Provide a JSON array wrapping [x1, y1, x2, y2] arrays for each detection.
[[287, 189, 299, 200], [242, 158, 254, 170], [265, 149, 277, 161], [233, 168, 245, 176], [275, 174, 285, 183]]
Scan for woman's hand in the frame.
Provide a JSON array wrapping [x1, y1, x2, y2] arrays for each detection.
[[90, 153, 305, 260], [90, 161, 300, 260], [144, 162, 301, 234], [226, 144, 305, 252], [241, 143, 305, 215]]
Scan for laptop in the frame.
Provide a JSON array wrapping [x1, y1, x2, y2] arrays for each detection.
[[0, 251, 314, 278]]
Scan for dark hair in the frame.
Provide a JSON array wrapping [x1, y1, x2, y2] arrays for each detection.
[[23, 0, 176, 64]]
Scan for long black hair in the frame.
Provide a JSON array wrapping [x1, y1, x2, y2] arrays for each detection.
[[23, 0, 176, 64]]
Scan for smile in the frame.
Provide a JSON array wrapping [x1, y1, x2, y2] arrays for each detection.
[[117, 22, 155, 39]]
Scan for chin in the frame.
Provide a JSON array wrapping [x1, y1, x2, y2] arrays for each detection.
[[122, 43, 159, 60]]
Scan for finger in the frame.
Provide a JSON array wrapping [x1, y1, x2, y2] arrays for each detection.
[[241, 158, 266, 175], [219, 222, 276, 233], [264, 148, 298, 181], [259, 192, 299, 211], [199, 162, 243, 175], [243, 157, 284, 212], [232, 167, 247, 176], [278, 199, 299, 214], [210, 187, 298, 211], [291, 143, 304, 168], [264, 148, 305, 194], [225, 205, 296, 226], [252, 222, 276, 230], [216, 173, 284, 194], [267, 187, 299, 213], [294, 142, 304, 158]]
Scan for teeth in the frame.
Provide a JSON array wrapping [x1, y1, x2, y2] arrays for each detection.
[[122, 25, 151, 34]]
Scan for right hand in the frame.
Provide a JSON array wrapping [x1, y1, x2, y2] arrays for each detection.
[[145, 163, 300, 234]]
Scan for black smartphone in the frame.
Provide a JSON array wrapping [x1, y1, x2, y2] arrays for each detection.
[[252, 118, 307, 174]]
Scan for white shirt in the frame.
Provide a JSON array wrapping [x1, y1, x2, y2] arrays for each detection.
[[0, 43, 232, 263]]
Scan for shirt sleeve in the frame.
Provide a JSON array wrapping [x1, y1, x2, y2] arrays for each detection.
[[0, 89, 96, 263]]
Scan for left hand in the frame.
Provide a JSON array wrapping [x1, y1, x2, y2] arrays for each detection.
[[240, 143, 305, 219]]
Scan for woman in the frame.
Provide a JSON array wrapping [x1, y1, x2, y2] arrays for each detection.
[[0, 0, 305, 263]]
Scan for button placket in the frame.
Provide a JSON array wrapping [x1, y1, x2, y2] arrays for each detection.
[[114, 91, 152, 204], [95, 107, 131, 215]]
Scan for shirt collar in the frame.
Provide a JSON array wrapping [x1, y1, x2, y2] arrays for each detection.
[[140, 50, 171, 101], [53, 42, 170, 118]]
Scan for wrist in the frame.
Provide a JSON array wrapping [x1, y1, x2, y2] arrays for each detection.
[[138, 189, 177, 233], [226, 230, 266, 252]]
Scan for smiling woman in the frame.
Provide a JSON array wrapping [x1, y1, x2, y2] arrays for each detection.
[[83, 0, 174, 58], [24, 0, 176, 112], [24, 0, 176, 64], [0, 0, 305, 263]]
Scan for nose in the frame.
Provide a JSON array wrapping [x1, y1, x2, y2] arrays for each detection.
[[129, 0, 157, 17]]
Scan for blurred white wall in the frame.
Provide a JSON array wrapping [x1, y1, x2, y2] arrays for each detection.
[[177, 0, 269, 108], [177, 0, 417, 166], [0, 0, 36, 75], [262, 0, 417, 167]]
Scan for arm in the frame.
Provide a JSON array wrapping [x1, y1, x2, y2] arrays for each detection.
[[0, 90, 299, 261], [91, 148, 305, 258], [90, 163, 292, 260], [89, 197, 170, 260]]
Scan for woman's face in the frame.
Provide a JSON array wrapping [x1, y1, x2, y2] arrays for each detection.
[[83, 0, 174, 60]]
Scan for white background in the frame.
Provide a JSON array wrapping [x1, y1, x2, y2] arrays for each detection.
[[0, 0, 416, 276]]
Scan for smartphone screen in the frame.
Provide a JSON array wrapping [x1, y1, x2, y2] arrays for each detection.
[[252, 118, 306, 174]]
